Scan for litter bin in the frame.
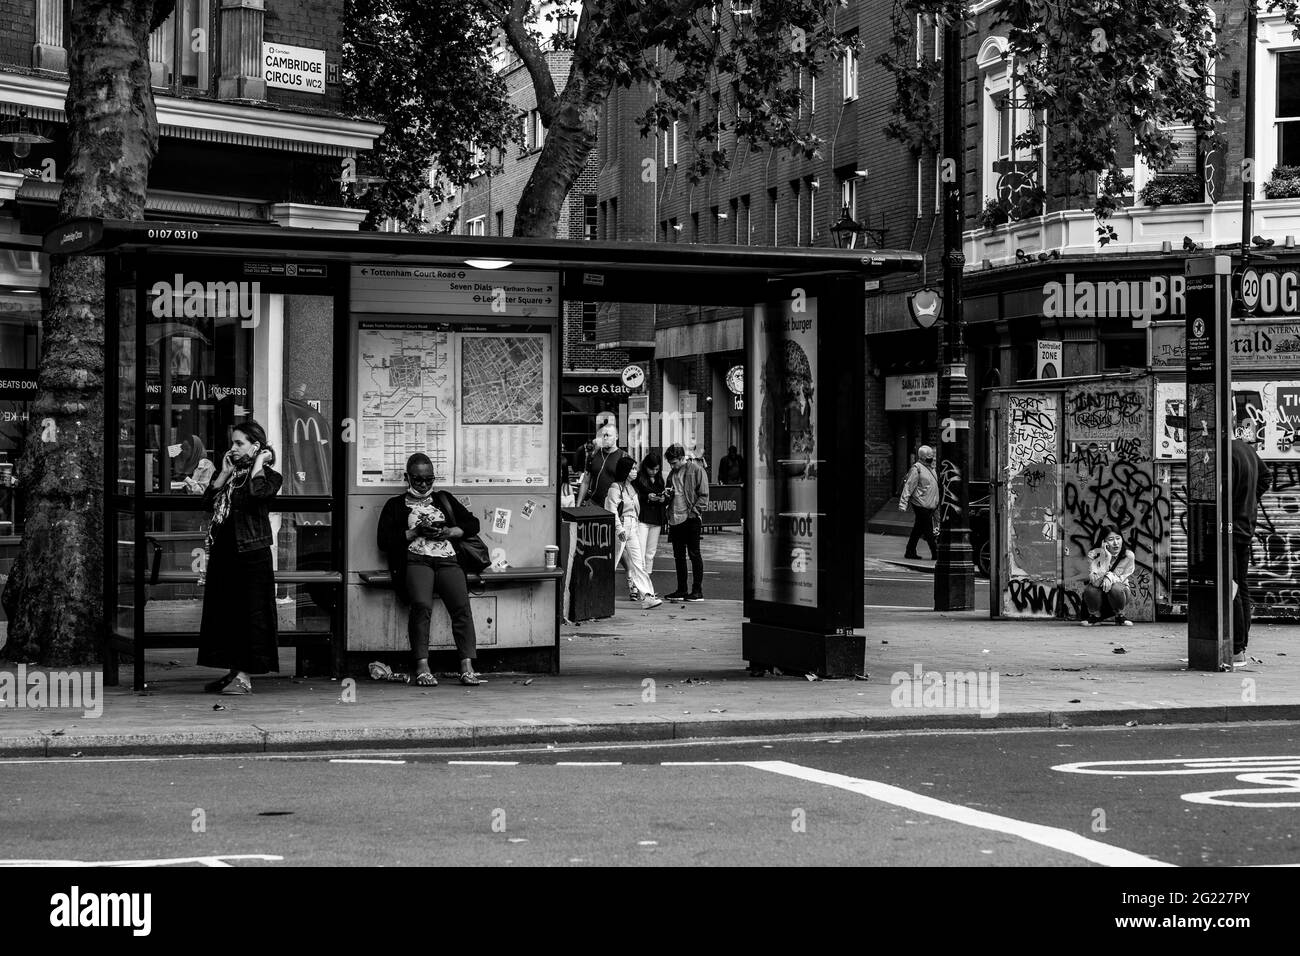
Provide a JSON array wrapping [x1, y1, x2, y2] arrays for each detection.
[[560, 504, 615, 621]]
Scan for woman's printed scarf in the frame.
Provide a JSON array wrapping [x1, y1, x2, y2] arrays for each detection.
[[198, 465, 249, 586]]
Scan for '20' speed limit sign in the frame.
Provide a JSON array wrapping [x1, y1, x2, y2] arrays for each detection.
[[1239, 267, 1261, 313]]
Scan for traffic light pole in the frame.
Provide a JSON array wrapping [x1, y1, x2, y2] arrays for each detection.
[[935, 11, 975, 611]]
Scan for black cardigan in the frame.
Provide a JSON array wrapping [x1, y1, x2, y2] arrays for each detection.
[[376, 490, 481, 603]]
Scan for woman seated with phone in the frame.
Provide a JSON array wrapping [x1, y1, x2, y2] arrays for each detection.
[[376, 453, 481, 686]]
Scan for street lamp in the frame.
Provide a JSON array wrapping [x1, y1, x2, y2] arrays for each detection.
[[831, 203, 864, 249], [934, 12, 975, 612]]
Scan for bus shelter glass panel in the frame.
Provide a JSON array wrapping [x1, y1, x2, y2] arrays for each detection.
[[140, 289, 335, 499]]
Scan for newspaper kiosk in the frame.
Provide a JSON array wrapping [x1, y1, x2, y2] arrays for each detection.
[[45, 219, 920, 688]]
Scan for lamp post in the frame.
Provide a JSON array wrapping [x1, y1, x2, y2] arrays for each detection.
[[934, 10, 975, 611]]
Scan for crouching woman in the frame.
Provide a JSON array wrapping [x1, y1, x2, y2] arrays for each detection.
[[377, 453, 481, 686], [1079, 526, 1136, 627]]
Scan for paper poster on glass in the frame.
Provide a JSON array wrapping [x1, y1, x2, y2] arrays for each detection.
[[748, 298, 819, 608], [355, 321, 455, 486]]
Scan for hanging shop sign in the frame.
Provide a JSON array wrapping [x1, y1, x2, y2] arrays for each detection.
[[263, 42, 326, 94], [620, 364, 645, 390], [885, 372, 938, 411], [726, 365, 745, 395]]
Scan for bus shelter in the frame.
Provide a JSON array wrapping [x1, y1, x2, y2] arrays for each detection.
[[45, 219, 921, 689]]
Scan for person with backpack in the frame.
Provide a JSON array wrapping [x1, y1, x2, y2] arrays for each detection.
[[604, 456, 662, 610], [898, 445, 940, 560]]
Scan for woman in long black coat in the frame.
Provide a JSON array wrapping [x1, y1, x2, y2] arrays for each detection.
[[197, 420, 282, 695]]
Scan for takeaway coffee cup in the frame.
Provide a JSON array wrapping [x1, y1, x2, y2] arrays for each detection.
[[543, 545, 559, 569]]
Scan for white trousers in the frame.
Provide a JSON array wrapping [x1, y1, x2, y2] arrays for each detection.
[[614, 517, 656, 597], [637, 522, 661, 574]]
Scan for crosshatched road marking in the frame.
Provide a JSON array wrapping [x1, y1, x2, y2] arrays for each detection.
[[1052, 755, 1300, 808], [745, 760, 1171, 867]]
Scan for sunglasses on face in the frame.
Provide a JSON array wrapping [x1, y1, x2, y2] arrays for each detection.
[[407, 474, 435, 487]]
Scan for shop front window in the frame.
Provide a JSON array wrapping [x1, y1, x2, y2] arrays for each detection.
[[138, 287, 334, 500], [0, 251, 44, 541]]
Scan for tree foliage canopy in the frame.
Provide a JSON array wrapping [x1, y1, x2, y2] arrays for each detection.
[[344, 0, 854, 235], [880, 1, 1300, 242]]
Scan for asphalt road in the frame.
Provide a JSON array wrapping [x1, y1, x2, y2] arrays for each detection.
[[636, 559, 991, 610], [1, 723, 1294, 868]]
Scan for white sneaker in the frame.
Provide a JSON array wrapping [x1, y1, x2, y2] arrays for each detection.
[[1232, 652, 1248, 667], [641, 595, 663, 609]]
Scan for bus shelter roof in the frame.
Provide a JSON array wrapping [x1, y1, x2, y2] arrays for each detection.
[[45, 218, 923, 306]]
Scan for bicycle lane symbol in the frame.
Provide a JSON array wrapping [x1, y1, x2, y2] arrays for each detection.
[[1052, 756, 1300, 808]]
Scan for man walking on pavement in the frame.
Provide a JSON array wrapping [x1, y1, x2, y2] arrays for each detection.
[[1232, 416, 1271, 666], [899, 445, 940, 560], [664, 443, 709, 601]]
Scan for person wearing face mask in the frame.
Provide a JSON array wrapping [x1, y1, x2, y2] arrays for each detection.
[[1078, 526, 1136, 627], [898, 445, 940, 561], [197, 420, 283, 695], [376, 453, 482, 686]]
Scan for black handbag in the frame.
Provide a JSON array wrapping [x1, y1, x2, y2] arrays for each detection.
[[439, 492, 490, 573]]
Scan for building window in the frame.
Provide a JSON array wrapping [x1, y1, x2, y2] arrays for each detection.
[[805, 177, 817, 244], [582, 301, 598, 342], [465, 216, 485, 236], [840, 177, 857, 220], [1279, 51, 1300, 166], [527, 109, 546, 151], [791, 181, 802, 245], [710, 205, 720, 242], [1103, 337, 1146, 372], [980, 37, 1044, 215], [496, 210, 505, 236], [841, 32, 858, 101], [660, 220, 669, 242], [691, 211, 700, 243], [583, 194, 597, 240], [810, 73, 816, 114], [769, 188, 779, 245], [669, 217, 680, 241], [609, 198, 618, 240], [152, 0, 211, 92], [741, 195, 751, 245], [671, 120, 679, 165], [730, 197, 740, 244]]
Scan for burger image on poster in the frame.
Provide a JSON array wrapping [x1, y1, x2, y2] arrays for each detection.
[[759, 339, 816, 479]]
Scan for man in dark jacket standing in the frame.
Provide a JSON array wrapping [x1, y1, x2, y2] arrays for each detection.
[[1231, 419, 1271, 665]]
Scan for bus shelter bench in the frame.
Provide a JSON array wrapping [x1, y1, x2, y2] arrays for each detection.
[[358, 567, 564, 590]]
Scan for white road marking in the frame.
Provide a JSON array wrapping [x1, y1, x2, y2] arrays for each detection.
[[0, 854, 283, 867], [448, 760, 519, 766], [329, 758, 406, 765], [1054, 756, 1300, 809], [555, 761, 622, 766], [745, 760, 1172, 867]]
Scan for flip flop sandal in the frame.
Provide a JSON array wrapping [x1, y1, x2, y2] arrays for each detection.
[[204, 673, 236, 693], [458, 671, 481, 686], [220, 675, 252, 695], [414, 671, 438, 687]]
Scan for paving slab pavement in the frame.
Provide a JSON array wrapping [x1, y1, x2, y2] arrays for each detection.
[[3, 587, 1297, 755]]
